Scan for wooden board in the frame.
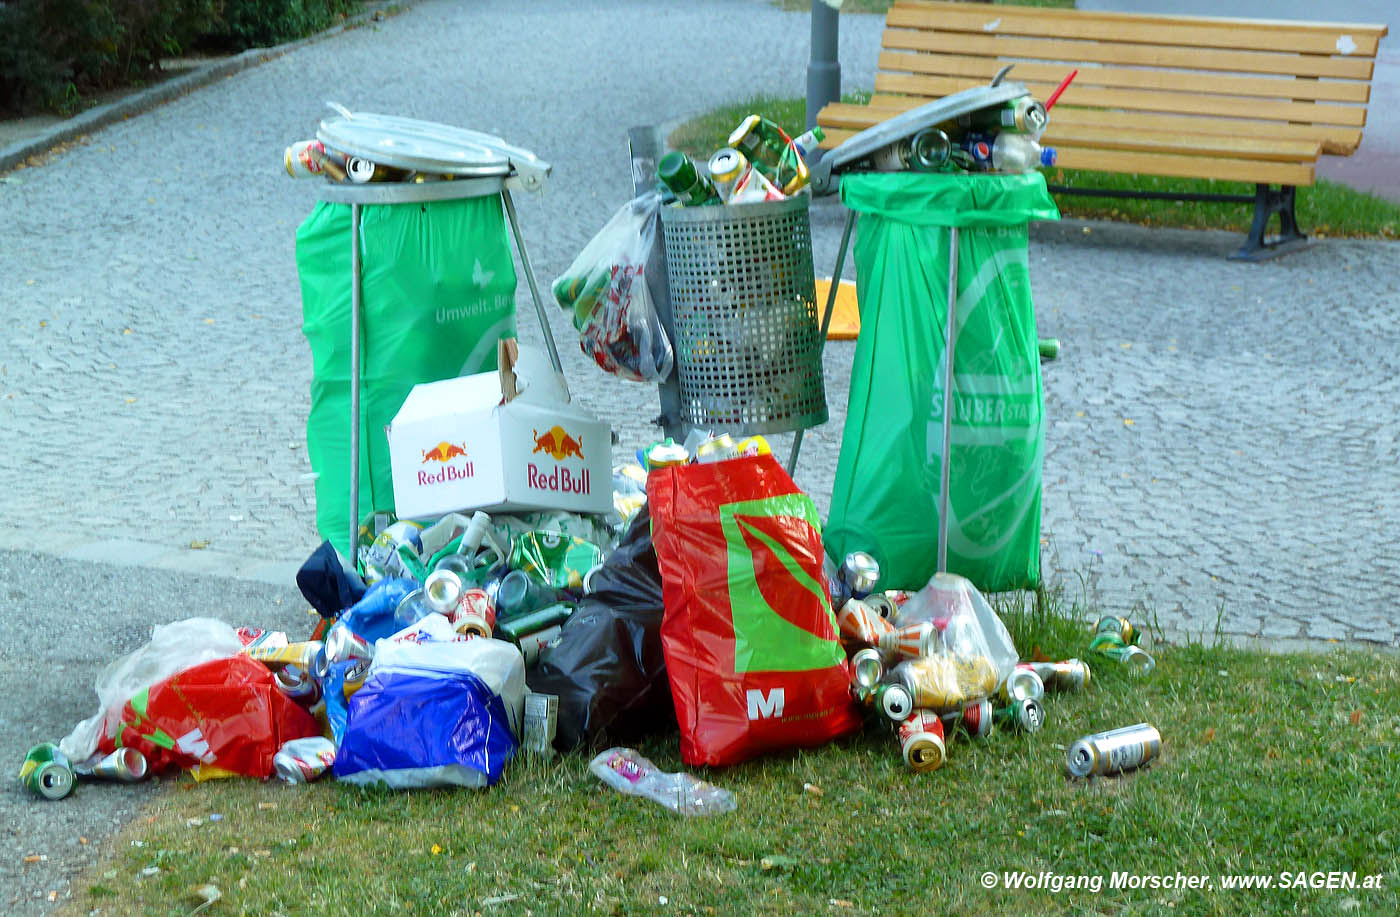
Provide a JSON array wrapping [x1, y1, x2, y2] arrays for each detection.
[[880, 29, 1377, 81], [886, 2, 1386, 56], [875, 51, 1372, 104]]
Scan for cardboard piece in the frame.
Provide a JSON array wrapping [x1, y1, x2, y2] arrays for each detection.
[[387, 342, 611, 520]]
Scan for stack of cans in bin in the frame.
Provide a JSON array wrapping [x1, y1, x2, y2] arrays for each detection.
[[657, 115, 825, 207], [828, 552, 1094, 774]]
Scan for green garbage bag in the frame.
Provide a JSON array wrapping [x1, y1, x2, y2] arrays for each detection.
[[298, 196, 519, 557], [824, 172, 1059, 593]]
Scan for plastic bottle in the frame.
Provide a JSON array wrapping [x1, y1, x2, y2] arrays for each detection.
[[588, 747, 737, 816], [990, 132, 1057, 172]]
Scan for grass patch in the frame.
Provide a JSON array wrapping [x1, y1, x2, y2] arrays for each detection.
[[670, 97, 1400, 240], [64, 584, 1400, 915]]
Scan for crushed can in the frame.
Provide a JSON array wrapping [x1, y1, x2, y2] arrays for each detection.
[[19, 743, 75, 800], [897, 710, 947, 772], [273, 736, 337, 784], [1066, 723, 1162, 778]]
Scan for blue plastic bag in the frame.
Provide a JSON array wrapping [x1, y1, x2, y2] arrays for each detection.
[[334, 638, 525, 789]]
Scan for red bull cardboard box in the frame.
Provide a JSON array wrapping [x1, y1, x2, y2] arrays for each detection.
[[387, 342, 611, 520]]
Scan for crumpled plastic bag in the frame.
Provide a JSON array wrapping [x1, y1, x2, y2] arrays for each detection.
[[59, 618, 245, 763], [892, 571, 1020, 691], [552, 191, 673, 383], [334, 637, 525, 789]]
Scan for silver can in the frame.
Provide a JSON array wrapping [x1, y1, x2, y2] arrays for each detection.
[[1026, 659, 1091, 692], [1066, 723, 1162, 778], [999, 665, 1045, 704], [840, 552, 881, 599]]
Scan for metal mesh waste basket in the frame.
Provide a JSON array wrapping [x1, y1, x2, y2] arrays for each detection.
[[660, 195, 827, 435]]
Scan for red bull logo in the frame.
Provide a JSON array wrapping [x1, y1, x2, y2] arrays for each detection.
[[422, 441, 469, 463], [531, 425, 584, 462]]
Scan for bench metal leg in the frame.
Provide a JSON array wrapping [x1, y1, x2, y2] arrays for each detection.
[[1231, 183, 1308, 261]]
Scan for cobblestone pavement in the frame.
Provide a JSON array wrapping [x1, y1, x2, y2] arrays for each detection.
[[1, 0, 1396, 648]]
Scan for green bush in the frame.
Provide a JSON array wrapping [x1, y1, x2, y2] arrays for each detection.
[[0, 0, 355, 116]]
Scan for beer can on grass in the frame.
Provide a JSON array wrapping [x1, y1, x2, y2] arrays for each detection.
[[1095, 615, 1140, 647], [1025, 659, 1091, 692], [1066, 723, 1162, 778], [999, 665, 1045, 704], [1088, 632, 1155, 675], [897, 710, 947, 773], [874, 683, 914, 723], [273, 737, 337, 785], [942, 697, 994, 739], [994, 697, 1045, 733], [20, 744, 74, 800]]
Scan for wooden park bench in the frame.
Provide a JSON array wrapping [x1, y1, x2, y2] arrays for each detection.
[[816, 0, 1389, 259]]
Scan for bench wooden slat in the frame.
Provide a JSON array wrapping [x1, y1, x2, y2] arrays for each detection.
[[886, 1, 1386, 56], [875, 73, 1370, 129], [881, 28, 1377, 81], [1044, 127, 1320, 162], [877, 50, 1372, 105], [1052, 147, 1315, 185], [818, 97, 1364, 156]]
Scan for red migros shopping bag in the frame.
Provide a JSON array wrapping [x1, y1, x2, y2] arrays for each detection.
[[649, 454, 862, 767]]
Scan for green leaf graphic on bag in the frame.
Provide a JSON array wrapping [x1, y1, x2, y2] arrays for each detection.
[[720, 496, 844, 674]]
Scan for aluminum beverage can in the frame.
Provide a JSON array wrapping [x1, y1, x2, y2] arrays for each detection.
[[942, 697, 994, 739], [273, 737, 337, 784], [1095, 615, 1140, 647], [423, 569, 463, 616], [77, 747, 148, 783], [497, 602, 573, 642], [244, 640, 328, 678], [874, 683, 914, 722], [878, 621, 936, 662], [840, 552, 881, 599], [994, 697, 1045, 733], [707, 147, 748, 203], [452, 587, 496, 638], [863, 592, 896, 620], [1088, 632, 1155, 675], [274, 665, 323, 705], [850, 647, 885, 694], [284, 139, 327, 178], [837, 598, 894, 649], [1066, 722, 1162, 777], [1025, 659, 1091, 692], [19, 743, 74, 799], [999, 665, 1045, 704], [495, 570, 569, 623], [519, 624, 563, 666], [325, 626, 374, 664], [342, 659, 371, 699], [897, 710, 947, 772]]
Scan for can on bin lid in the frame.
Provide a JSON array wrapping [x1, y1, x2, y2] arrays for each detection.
[[897, 710, 947, 772], [20, 743, 75, 800]]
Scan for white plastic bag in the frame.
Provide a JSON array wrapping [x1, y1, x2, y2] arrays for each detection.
[[58, 618, 244, 762], [551, 192, 673, 383]]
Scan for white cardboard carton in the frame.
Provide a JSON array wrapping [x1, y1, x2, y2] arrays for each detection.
[[387, 342, 612, 520]]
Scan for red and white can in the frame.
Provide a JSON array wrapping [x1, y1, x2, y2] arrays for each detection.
[[897, 710, 947, 772], [837, 598, 894, 649], [452, 587, 496, 638], [877, 621, 936, 662]]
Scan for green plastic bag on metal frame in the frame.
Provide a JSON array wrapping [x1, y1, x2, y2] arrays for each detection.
[[298, 196, 519, 558], [825, 172, 1059, 593]]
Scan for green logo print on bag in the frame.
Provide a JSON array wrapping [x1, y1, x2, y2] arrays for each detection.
[[719, 495, 845, 675]]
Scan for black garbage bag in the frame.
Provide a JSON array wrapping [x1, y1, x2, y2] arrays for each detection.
[[528, 503, 675, 751]]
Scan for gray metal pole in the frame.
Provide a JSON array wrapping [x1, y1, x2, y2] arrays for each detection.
[[501, 188, 563, 374], [937, 225, 959, 575], [807, 0, 841, 131], [349, 202, 363, 557]]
